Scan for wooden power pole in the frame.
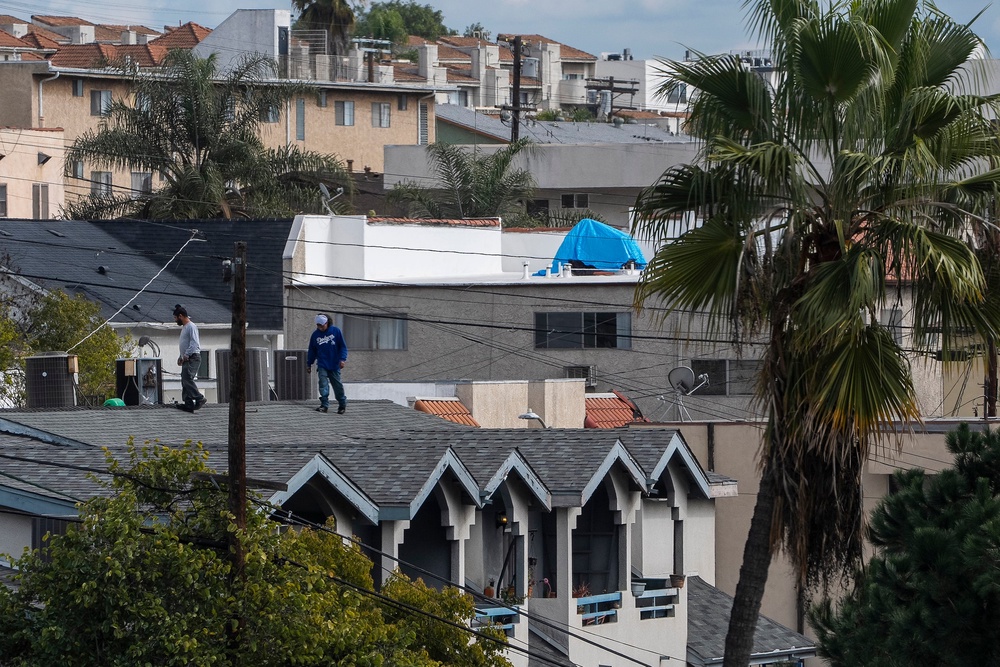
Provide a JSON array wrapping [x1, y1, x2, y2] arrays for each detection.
[[227, 241, 248, 653], [511, 36, 522, 142]]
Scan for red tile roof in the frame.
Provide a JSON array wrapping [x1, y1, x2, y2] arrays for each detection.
[[390, 63, 424, 82], [0, 29, 28, 47], [584, 391, 648, 428], [46, 38, 168, 68], [94, 24, 161, 42], [413, 398, 480, 426], [0, 15, 28, 25], [514, 34, 596, 61], [153, 22, 211, 49], [20, 31, 61, 49], [369, 217, 501, 227], [48, 43, 117, 68], [25, 25, 66, 45], [32, 15, 95, 27]]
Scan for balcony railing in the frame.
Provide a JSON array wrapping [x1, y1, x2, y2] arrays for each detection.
[[636, 587, 678, 620], [474, 604, 520, 636], [574, 591, 621, 625]]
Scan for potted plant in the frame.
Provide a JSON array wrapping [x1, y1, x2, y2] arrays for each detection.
[[630, 580, 646, 597], [670, 573, 686, 589], [484, 578, 495, 598]]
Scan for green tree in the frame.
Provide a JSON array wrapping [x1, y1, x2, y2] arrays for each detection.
[[0, 441, 511, 666], [353, 3, 408, 45], [292, 0, 356, 55], [64, 50, 349, 221], [0, 285, 132, 406], [810, 424, 1000, 666], [631, 1, 1000, 664], [463, 22, 489, 38], [389, 139, 535, 220], [356, 1, 455, 41]]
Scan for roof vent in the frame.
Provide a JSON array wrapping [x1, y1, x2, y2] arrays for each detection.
[[97, 265, 108, 275]]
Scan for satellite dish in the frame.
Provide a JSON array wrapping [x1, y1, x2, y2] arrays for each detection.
[[664, 366, 709, 422], [668, 366, 696, 393], [318, 183, 345, 216]]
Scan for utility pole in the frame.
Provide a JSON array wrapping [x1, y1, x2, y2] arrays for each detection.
[[511, 35, 522, 142], [227, 241, 247, 655]]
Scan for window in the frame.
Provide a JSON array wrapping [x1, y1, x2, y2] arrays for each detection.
[[418, 102, 429, 145], [690, 359, 761, 395], [457, 90, 469, 107], [397, 94, 408, 111], [72, 79, 84, 97], [130, 172, 152, 198], [336, 314, 406, 350], [527, 199, 550, 217], [72, 160, 84, 179], [135, 92, 151, 112], [317, 90, 328, 108], [90, 89, 111, 116], [335, 100, 354, 126], [32, 184, 49, 219], [197, 351, 210, 379], [295, 97, 305, 140], [91, 171, 112, 196], [664, 83, 687, 104], [561, 193, 589, 209], [371, 102, 391, 128], [261, 104, 280, 123], [534, 312, 631, 349], [0, 184, 7, 217]]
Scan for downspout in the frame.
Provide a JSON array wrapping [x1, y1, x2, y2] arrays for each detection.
[[38, 70, 60, 128], [285, 98, 291, 148], [418, 92, 435, 144]]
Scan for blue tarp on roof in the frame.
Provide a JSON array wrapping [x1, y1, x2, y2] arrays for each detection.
[[537, 219, 647, 274]]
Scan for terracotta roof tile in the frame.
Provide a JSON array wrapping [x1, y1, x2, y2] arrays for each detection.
[[153, 22, 211, 49], [407, 35, 430, 46], [390, 63, 424, 82], [0, 29, 28, 47], [0, 15, 28, 25], [413, 398, 480, 427], [25, 25, 66, 45], [32, 15, 95, 27], [614, 109, 664, 120], [438, 36, 489, 49], [437, 44, 470, 61], [48, 43, 118, 68], [584, 391, 648, 428], [47, 39, 168, 67], [18, 51, 45, 60], [368, 217, 501, 227], [514, 33, 596, 61], [94, 24, 161, 42], [443, 65, 478, 83], [20, 31, 60, 49]]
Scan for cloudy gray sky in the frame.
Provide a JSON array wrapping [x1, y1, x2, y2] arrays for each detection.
[[6, 0, 1000, 62]]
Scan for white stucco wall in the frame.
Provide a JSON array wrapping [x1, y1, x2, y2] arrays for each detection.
[[193, 9, 290, 73]]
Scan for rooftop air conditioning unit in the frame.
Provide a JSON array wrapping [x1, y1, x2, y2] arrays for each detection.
[[565, 365, 598, 389], [25, 352, 77, 408], [273, 349, 313, 400], [215, 348, 270, 403]]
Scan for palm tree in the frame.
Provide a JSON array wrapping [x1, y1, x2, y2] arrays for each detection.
[[632, 1, 1000, 664], [292, 0, 355, 56], [388, 139, 536, 220], [64, 50, 349, 220]]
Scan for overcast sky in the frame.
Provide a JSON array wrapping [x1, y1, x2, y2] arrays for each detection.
[[7, 0, 1000, 62]]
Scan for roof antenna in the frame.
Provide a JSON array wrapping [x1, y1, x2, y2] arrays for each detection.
[[665, 366, 708, 422]]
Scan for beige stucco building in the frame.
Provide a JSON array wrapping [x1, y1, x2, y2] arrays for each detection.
[[0, 126, 64, 219]]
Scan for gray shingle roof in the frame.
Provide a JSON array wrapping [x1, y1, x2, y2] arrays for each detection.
[[686, 575, 816, 666], [0, 220, 229, 324], [93, 219, 293, 330]]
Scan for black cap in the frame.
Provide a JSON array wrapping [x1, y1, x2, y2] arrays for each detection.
[[173, 304, 187, 317]]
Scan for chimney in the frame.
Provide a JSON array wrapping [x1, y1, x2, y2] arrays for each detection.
[[121, 30, 136, 45]]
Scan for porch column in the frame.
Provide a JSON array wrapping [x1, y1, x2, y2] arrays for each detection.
[[379, 519, 410, 587]]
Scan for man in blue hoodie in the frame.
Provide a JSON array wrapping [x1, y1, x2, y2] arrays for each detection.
[[307, 313, 348, 413]]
